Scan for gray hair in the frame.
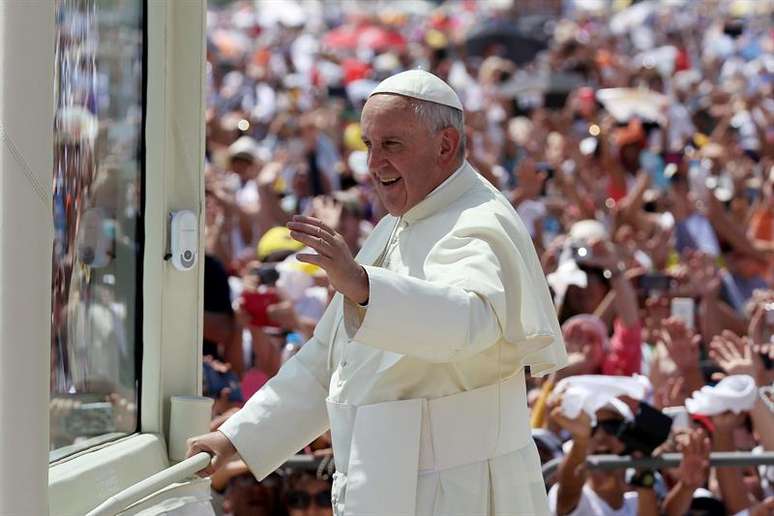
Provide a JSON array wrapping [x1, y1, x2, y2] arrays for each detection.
[[408, 98, 466, 161]]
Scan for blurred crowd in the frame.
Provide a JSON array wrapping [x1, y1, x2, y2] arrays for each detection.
[[200, 0, 774, 514]]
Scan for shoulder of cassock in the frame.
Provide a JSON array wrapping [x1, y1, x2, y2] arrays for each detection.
[[356, 161, 568, 376]]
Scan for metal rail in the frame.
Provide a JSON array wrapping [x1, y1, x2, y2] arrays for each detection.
[[85, 452, 212, 516], [83, 453, 329, 515], [542, 451, 774, 478], [84, 450, 774, 514]]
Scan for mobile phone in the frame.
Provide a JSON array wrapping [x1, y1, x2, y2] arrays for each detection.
[[536, 162, 556, 180], [671, 297, 695, 330], [241, 287, 280, 327], [638, 273, 672, 294]]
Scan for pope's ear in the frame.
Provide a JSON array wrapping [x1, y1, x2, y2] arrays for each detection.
[[438, 126, 461, 165]]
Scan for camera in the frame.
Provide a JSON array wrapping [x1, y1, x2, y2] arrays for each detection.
[[611, 402, 673, 456]]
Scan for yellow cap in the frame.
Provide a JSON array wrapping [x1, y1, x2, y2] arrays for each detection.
[[257, 227, 304, 261]]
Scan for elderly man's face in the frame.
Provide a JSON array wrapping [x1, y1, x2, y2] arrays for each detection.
[[360, 95, 450, 216]]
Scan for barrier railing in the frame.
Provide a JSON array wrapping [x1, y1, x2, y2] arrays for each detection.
[[84, 450, 774, 515], [541, 451, 774, 479]]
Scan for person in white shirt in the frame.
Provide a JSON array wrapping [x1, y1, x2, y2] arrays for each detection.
[[547, 402, 659, 516], [187, 70, 567, 516]]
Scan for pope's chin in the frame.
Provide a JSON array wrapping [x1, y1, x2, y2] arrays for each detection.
[[375, 180, 408, 216]]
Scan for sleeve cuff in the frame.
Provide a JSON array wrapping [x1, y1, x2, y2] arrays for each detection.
[[343, 296, 368, 339]]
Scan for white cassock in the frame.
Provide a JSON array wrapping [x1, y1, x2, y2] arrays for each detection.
[[219, 161, 568, 516]]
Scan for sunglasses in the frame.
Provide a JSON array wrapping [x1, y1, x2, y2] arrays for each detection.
[[286, 489, 332, 509]]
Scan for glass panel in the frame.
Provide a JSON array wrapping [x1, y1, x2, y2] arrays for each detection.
[[50, 0, 145, 457]]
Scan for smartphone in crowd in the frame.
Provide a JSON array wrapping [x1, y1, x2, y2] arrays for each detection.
[[671, 297, 695, 330], [637, 273, 673, 295]]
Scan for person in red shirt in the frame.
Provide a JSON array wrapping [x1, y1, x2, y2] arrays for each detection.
[[556, 233, 643, 378]]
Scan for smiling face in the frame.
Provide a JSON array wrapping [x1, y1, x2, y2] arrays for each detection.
[[360, 94, 457, 216]]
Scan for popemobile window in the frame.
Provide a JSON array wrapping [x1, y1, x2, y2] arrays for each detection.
[[49, 0, 145, 460]]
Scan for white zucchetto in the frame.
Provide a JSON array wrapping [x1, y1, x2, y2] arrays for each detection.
[[368, 69, 463, 111]]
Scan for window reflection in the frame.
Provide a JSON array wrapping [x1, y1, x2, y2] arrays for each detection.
[[50, 0, 144, 456]]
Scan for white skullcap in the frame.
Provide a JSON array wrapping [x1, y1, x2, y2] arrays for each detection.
[[368, 69, 463, 111]]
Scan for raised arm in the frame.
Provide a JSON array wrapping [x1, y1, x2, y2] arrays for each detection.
[[288, 214, 559, 364], [549, 398, 592, 516], [711, 412, 758, 514], [663, 429, 710, 516]]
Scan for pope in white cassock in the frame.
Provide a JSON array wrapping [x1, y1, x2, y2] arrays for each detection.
[[188, 70, 568, 516]]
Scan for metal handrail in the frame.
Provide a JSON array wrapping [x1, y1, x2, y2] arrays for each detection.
[[82, 452, 329, 516], [85, 452, 212, 516], [542, 451, 774, 479]]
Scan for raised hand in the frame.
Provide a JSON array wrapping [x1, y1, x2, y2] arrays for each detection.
[[675, 428, 711, 490], [661, 317, 701, 372], [709, 330, 759, 379], [653, 377, 685, 410], [266, 300, 300, 331], [287, 215, 369, 305], [748, 290, 774, 347], [548, 395, 592, 441]]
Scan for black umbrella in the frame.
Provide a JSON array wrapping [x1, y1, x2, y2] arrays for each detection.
[[464, 19, 548, 65]]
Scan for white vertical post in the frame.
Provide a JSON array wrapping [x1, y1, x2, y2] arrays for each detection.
[[0, 1, 55, 515], [142, 0, 206, 442]]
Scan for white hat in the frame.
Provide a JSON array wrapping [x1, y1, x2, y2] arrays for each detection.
[[568, 219, 608, 243], [368, 69, 463, 111], [228, 136, 260, 161]]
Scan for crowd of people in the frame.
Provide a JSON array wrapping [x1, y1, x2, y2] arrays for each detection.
[[199, 0, 774, 514]]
